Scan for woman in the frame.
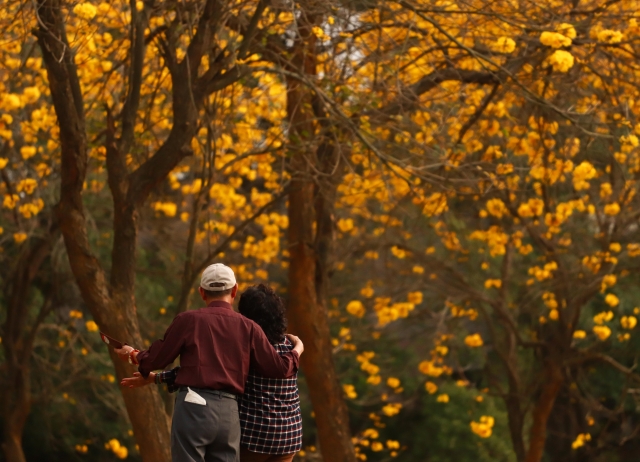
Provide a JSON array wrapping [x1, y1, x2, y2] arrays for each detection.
[[122, 284, 302, 462]]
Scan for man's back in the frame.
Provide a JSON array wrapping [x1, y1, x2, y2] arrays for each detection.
[[137, 301, 299, 394]]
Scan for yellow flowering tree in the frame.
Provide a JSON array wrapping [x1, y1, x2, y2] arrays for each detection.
[[318, 0, 640, 461]]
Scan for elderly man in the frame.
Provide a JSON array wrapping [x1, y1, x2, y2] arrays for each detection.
[[115, 263, 303, 462]]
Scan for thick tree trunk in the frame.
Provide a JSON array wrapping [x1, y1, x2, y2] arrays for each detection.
[[525, 363, 564, 462], [287, 178, 356, 462], [1, 229, 54, 462], [2, 434, 26, 462], [2, 368, 30, 462], [34, 3, 172, 460], [35, 0, 268, 458], [285, 11, 356, 462]]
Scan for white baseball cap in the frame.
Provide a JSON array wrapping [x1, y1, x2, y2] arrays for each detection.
[[200, 263, 236, 291]]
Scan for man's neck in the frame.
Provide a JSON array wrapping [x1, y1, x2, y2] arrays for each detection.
[[205, 297, 234, 305]]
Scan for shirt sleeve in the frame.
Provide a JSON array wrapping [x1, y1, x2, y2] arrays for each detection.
[[137, 315, 188, 378], [249, 327, 299, 379]]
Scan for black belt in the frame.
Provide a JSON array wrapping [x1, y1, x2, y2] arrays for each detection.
[[179, 387, 237, 401]]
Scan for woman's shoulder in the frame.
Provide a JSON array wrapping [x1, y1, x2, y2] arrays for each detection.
[[273, 335, 293, 353]]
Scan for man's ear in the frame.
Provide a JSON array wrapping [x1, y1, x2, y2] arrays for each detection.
[[231, 284, 238, 300], [198, 287, 207, 301]]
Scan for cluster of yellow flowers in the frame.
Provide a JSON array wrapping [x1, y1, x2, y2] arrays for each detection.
[[381, 403, 402, 417], [357, 351, 382, 385], [352, 428, 401, 460], [572, 161, 597, 190], [105, 438, 128, 459], [571, 433, 591, 449], [343, 384, 358, 400], [151, 202, 177, 217], [346, 300, 366, 318], [527, 261, 558, 284], [469, 226, 509, 256], [464, 333, 484, 348], [470, 415, 495, 438], [448, 301, 479, 320]]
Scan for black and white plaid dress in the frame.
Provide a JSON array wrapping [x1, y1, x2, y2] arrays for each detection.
[[239, 337, 302, 454]]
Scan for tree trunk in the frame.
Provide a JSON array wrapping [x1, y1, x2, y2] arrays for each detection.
[[1, 227, 54, 462], [287, 178, 355, 462], [34, 3, 173, 460], [2, 367, 31, 462], [285, 11, 356, 462], [525, 363, 564, 462], [505, 394, 526, 462], [2, 435, 26, 462]]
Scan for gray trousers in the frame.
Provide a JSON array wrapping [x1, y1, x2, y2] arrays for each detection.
[[171, 388, 240, 462]]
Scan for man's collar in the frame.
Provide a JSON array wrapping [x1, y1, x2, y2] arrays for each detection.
[[205, 300, 234, 311]]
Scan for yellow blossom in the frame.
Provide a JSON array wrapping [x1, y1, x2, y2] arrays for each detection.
[[604, 294, 619, 307], [386, 440, 400, 450], [518, 198, 544, 217], [621, 316, 637, 330], [572, 162, 596, 190], [387, 377, 401, 388], [601, 274, 617, 292], [464, 333, 484, 348], [548, 50, 574, 72], [593, 311, 614, 325], [436, 394, 449, 403], [471, 415, 495, 438], [418, 360, 444, 377], [343, 384, 358, 399], [13, 232, 27, 243], [346, 300, 365, 318], [407, 291, 423, 305], [597, 29, 623, 43], [337, 218, 354, 233], [556, 23, 577, 39], [491, 37, 516, 53], [422, 193, 448, 216], [540, 31, 572, 48], [391, 246, 407, 259], [572, 433, 591, 449], [20, 146, 37, 159], [573, 330, 587, 339], [381, 403, 402, 416], [152, 202, 177, 217], [425, 381, 438, 394], [85, 320, 99, 332], [593, 325, 611, 341], [367, 375, 381, 385], [604, 203, 620, 216], [486, 198, 507, 218], [360, 286, 374, 298], [73, 2, 97, 19]]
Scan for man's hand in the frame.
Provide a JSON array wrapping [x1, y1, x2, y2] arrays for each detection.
[[286, 334, 304, 355], [121, 371, 155, 389], [114, 345, 134, 362], [114, 345, 139, 364]]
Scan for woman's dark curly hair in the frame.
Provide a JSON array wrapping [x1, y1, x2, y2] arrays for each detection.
[[238, 284, 287, 344]]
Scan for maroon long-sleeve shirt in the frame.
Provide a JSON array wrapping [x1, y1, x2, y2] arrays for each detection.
[[136, 301, 299, 395]]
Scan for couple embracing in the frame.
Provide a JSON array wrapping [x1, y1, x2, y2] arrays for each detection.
[[115, 264, 304, 462]]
